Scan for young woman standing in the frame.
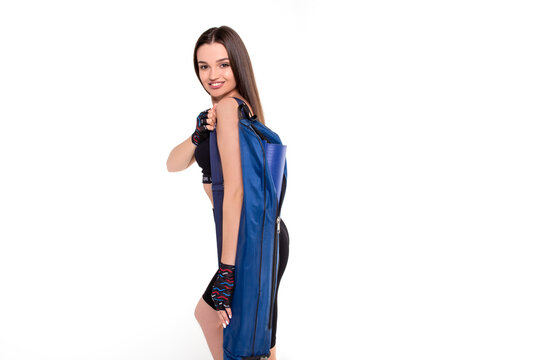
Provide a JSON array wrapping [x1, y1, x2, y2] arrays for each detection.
[[166, 26, 289, 360]]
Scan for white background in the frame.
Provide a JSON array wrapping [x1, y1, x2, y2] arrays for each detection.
[[1, 0, 538, 359]]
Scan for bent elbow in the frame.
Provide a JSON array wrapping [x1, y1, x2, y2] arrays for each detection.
[[167, 161, 182, 172]]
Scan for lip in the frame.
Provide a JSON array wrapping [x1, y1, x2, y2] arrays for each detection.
[[209, 82, 224, 89]]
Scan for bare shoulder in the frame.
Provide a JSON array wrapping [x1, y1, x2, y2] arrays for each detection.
[[218, 97, 239, 107]]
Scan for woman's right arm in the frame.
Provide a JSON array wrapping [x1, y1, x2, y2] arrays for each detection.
[[167, 106, 216, 172], [166, 136, 197, 172]]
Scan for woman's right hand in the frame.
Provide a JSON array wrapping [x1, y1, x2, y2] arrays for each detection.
[[191, 108, 210, 145], [205, 104, 217, 131]]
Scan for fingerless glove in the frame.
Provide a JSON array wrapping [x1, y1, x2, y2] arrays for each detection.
[[211, 262, 236, 310], [191, 109, 211, 146]]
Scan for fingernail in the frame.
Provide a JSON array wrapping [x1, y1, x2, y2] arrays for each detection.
[[223, 323, 227, 328]]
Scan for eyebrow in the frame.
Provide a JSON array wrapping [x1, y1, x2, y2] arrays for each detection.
[[198, 58, 229, 64]]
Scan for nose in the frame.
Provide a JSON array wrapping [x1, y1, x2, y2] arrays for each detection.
[[209, 67, 220, 81]]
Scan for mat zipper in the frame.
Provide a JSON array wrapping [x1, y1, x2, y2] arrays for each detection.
[[268, 214, 280, 329], [268, 171, 286, 329]]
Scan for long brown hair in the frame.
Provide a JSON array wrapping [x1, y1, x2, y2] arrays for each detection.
[[193, 26, 265, 125]]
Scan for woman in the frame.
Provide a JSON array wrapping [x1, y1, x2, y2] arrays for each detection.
[[166, 26, 289, 360]]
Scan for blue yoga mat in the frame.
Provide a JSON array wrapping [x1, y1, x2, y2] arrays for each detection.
[[263, 140, 287, 204]]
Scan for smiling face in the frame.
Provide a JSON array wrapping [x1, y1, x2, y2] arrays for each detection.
[[196, 42, 239, 103]]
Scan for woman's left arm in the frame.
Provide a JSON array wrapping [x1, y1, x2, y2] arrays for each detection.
[[216, 98, 244, 266]]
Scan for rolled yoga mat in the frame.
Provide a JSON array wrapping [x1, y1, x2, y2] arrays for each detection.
[[263, 140, 287, 205]]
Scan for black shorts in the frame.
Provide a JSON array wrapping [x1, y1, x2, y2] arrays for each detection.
[[202, 219, 289, 349]]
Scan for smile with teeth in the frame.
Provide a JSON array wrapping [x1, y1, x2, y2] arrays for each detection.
[[209, 82, 224, 88]]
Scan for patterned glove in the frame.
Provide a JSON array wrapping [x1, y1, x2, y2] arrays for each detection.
[[191, 108, 211, 146], [211, 262, 236, 310]]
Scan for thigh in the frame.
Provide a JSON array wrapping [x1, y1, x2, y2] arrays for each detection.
[[195, 296, 222, 327]]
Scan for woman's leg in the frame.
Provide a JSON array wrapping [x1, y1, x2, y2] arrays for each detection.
[[194, 296, 223, 360], [195, 219, 289, 360], [268, 345, 277, 360]]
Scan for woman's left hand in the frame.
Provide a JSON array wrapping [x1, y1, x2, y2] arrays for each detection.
[[211, 262, 235, 328]]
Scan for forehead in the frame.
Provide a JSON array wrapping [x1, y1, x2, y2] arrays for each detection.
[[197, 43, 229, 62]]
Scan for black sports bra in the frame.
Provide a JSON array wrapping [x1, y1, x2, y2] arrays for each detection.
[[194, 97, 253, 184], [194, 136, 212, 183]]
